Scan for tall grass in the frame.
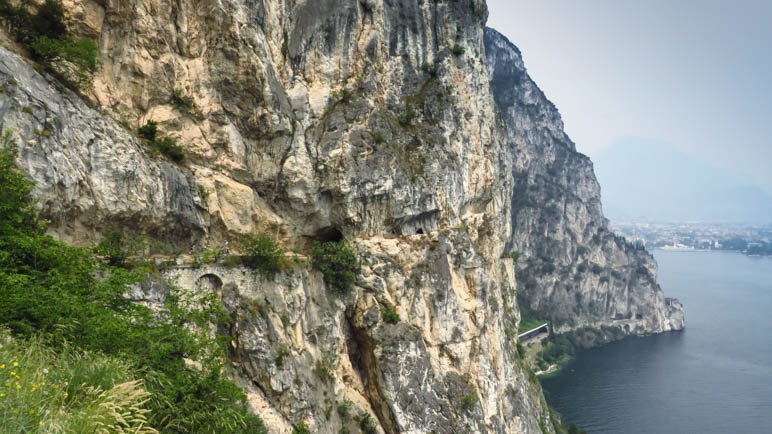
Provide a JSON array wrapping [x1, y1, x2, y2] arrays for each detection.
[[0, 329, 156, 433]]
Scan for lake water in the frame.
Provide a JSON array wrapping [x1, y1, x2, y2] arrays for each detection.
[[541, 251, 772, 433]]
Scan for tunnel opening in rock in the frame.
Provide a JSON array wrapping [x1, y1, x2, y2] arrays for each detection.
[[195, 273, 223, 293], [314, 226, 343, 243]]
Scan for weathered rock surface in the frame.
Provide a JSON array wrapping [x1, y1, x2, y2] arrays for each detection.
[[160, 230, 550, 433], [484, 27, 684, 337], [0, 0, 685, 432], [0, 47, 206, 245]]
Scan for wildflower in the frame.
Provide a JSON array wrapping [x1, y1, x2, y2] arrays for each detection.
[[0, 393, 5, 397], [29, 409, 34, 415], [39, 421, 44, 426], [0, 364, 4, 368], [12, 362, 18, 367], [9, 371, 15, 376], [42, 368, 48, 375]]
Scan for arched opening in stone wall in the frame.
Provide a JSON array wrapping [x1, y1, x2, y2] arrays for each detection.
[[195, 273, 223, 293]]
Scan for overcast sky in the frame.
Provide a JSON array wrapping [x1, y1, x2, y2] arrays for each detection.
[[486, 0, 772, 194]]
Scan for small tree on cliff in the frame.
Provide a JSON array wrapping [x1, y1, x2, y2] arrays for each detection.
[[311, 240, 360, 294]]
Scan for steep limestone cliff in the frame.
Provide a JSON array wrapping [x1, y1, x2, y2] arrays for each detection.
[[484, 28, 684, 338], [0, 0, 560, 432], [0, 0, 685, 432]]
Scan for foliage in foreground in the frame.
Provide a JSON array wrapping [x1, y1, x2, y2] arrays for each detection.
[[0, 134, 266, 433], [311, 240, 360, 294], [0, 330, 156, 433]]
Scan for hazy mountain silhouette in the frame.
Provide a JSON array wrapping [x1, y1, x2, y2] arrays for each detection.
[[592, 138, 772, 223]]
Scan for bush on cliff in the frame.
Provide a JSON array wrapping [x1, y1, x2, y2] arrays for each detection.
[[240, 232, 285, 277], [311, 240, 360, 294], [0, 133, 266, 433], [0, 0, 99, 88], [137, 121, 186, 163]]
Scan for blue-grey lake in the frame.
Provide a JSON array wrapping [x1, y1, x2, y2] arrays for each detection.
[[541, 250, 772, 433]]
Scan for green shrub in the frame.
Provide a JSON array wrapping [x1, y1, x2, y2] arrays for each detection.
[[137, 120, 185, 162], [421, 61, 438, 76], [171, 89, 194, 110], [337, 400, 353, 418], [274, 347, 290, 368], [371, 130, 385, 144], [153, 136, 185, 162], [138, 120, 158, 141], [311, 240, 360, 294], [451, 44, 465, 56], [338, 88, 354, 103], [292, 422, 310, 434], [516, 341, 526, 359], [0, 138, 266, 433], [240, 233, 285, 277], [356, 413, 377, 434], [314, 358, 334, 384], [93, 230, 129, 267], [462, 393, 478, 411], [510, 250, 520, 262], [381, 304, 400, 324], [398, 105, 417, 126]]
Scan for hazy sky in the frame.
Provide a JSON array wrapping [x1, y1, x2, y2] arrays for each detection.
[[486, 0, 772, 193]]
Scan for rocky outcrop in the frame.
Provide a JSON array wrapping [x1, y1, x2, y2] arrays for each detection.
[[156, 230, 552, 433], [0, 0, 685, 432], [0, 46, 206, 245], [1, 0, 561, 432], [484, 27, 684, 337]]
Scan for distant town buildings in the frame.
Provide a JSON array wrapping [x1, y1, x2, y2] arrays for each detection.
[[609, 222, 772, 256]]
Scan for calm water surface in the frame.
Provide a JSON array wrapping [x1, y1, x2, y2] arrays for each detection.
[[541, 251, 772, 433]]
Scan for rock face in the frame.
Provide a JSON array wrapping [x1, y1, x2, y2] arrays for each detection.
[[0, 47, 206, 245], [484, 28, 684, 337], [0, 1, 684, 432]]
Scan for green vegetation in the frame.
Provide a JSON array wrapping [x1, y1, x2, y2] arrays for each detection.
[[0, 134, 265, 432], [0, 0, 99, 88], [137, 121, 185, 163], [138, 120, 158, 141], [311, 240, 360, 294], [462, 393, 478, 411], [420, 62, 438, 76], [314, 358, 334, 384], [450, 44, 465, 56], [292, 423, 310, 434], [171, 89, 194, 111], [356, 413, 377, 434], [337, 400, 353, 418], [381, 304, 400, 324], [240, 233, 285, 278], [0, 329, 155, 433], [539, 334, 575, 366], [337, 88, 354, 104], [510, 250, 520, 262], [93, 230, 130, 267], [371, 130, 385, 145], [397, 105, 417, 126], [518, 318, 546, 334]]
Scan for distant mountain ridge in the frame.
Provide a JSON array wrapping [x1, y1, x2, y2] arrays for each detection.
[[592, 139, 772, 223]]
